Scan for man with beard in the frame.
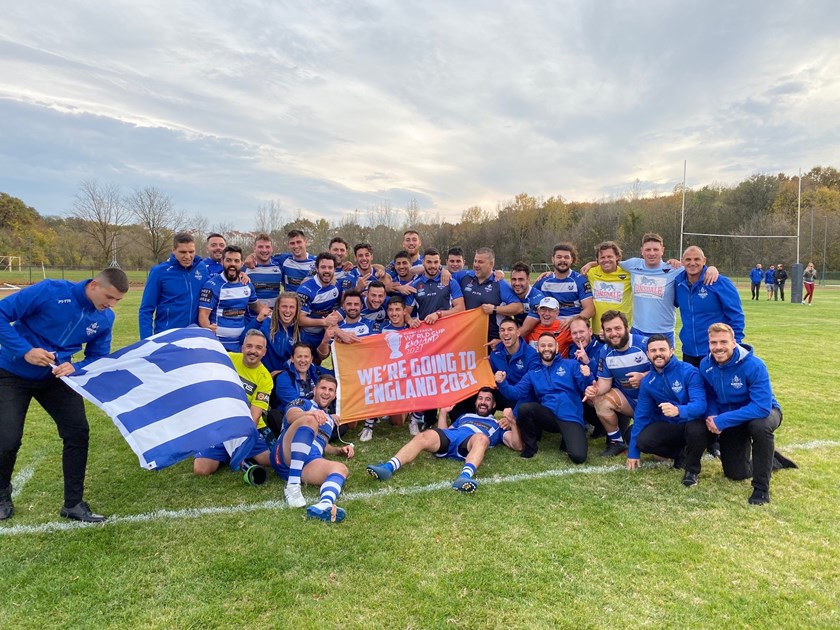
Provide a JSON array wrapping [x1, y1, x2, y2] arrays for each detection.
[[626, 335, 708, 486], [386, 251, 418, 314], [495, 333, 594, 463], [333, 290, 379, 343], [204, 233, 227, 277], [385, 230, 425, 290], [407, 249, 465, 434], [244, 233, 285, 307], [699, 323, 796, 504], [509, 261, 544, 327], [193, 329, 274, 475], [360, 280, 392, 329], [198, 246, 266, 351], [774, 263, 788, 301], [367, 388, 522, 492], [567, 315, 607, 438], [271, 375, 354, 522], [526, 243, 594, 350], [297, 253, 343, 354], [583, 310, 651, 457]]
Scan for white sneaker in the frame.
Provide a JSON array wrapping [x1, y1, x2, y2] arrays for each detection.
[[284, 483, 306, 508], [360, 427, 374, 442], [409, 417, 420, 436]]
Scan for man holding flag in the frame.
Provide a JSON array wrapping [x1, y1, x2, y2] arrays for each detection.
[[0, 268, 129, 522]]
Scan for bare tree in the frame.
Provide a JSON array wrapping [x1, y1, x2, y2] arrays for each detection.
[[254, 200, 286, 240], [125, 186, 186, 264], [404, 198, 423, 229], [68, 180, 130, 266]]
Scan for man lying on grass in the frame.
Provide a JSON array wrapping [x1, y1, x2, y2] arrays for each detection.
[[270, 375, 354, 522], [366, 388, 522, 492]]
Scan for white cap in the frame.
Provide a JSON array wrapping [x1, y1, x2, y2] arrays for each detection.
[[538, 296, 560, 310]]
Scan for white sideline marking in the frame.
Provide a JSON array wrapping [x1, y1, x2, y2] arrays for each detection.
[[0, 439, 836, 538], [10, 452, 44, 499]]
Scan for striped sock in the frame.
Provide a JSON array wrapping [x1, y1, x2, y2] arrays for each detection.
[[607, 429, 625, 444], [460, 463, 477, 479], [364, 418, 376, 429], [314, 472, 346, 510], [287, 425, 316, 486], [386, 457, 401, 473]]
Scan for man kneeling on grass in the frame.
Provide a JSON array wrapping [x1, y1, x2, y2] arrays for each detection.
[[271, 375, 354, 522], [366, 388, 522, 492]]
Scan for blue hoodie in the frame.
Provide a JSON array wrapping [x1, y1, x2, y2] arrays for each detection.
[[764, 269, 775, 284], [497, 355, 593, 426], [0, 279, 115, 381], [629, 356, 707, 458], [749, 267, 763, 284], [699, 344, 780, 431], [139, 254, 208, 338], [675, 266, 745, 356]]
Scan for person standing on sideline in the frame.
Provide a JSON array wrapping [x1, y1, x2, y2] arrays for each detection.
[[749, 263, 763, 301], [139, 232, 208, 338], [0, 268, 129, 522], [802, 262, 817, 305], [764, 264, 776, 300], [774, 264, 788, 301], [699, 323, 797, 505]]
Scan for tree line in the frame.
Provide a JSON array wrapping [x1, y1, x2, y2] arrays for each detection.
[[2, 167, 839, 276]]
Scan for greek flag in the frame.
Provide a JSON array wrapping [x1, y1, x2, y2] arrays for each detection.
[[61, 327, 257, 470]]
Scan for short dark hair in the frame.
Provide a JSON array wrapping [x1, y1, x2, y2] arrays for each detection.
[[447, 247, 464, 258], [292, 342, 313, 356], [222, 245, 243, 258], [315, 252, 337, 268], [354, 242, 373, 255], [206, 233, 225, 242], [330, 236, 349, 249], [317, 374, 338, 387], [510, 261, 530, 275], [95, 268, 129, 293], [600, 309, 628, 328], [388, 294, 406, 307], [553, 242, 578, 262], [423, 247, 440, 258], [646, 334, 671, 349], [538, 332, 558, 342], [341, 289, 363, 304], [367, 280, 386, 293], [477, 386, 496, 402], [393, 250, 411, 262], [499, 316, 519, 328], [173, 232, 195, 247], [596, 241, 622, 259], [287, 229, 306, 240]]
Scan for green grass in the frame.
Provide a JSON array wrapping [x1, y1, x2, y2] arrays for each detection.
[[1, 287, 839, 629]]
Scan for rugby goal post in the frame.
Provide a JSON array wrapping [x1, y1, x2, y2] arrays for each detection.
[[0, 256, 22, 271], [530, 263, 551, 275]]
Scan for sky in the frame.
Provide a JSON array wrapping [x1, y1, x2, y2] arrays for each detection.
[[1, 1, 838, 227]]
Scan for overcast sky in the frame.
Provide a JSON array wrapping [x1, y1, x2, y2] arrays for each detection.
[[1, 1, 838, 227]]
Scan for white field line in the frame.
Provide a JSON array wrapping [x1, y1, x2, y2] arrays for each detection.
[[10, 452, 44, 499], [1, 440, 837, 539]]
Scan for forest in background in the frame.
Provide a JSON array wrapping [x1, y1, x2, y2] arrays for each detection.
[[2, 166, 839, 277]]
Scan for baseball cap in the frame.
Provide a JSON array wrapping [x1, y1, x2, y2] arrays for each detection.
[[538, 297, 560, 310]]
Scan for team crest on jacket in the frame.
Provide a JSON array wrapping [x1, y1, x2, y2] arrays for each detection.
[[730, 375, 744, 390], [515, 360, 524, 369], [671, 380, 683, 393], [698, 287, 709, 299], [194, 270, 204, 281], [555, 365, 566, 377], [86, 322, 99, 337]]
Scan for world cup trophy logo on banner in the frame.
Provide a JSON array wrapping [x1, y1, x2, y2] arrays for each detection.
[[384, 331, 403, 359]]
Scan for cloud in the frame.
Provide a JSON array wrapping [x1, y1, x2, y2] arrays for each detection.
[[1, 0, 839, 225]]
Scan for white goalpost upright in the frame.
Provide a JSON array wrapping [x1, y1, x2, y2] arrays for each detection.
[[678, 162, 803, 302]]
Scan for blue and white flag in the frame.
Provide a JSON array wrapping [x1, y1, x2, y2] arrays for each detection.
[[62, 327, 257, 470]]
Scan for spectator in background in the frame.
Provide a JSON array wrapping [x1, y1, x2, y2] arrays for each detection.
[[749, 263, 763, 301], [802, 262, 817, 305], [774, 264, 788, 301], [764, 264, 776, 300]]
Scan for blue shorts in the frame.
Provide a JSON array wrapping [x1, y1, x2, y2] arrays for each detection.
[[433, 427, 481, 461], [194, 433, 270, 465], [270, 435, 322, 480], [630, 327, 675, 348]]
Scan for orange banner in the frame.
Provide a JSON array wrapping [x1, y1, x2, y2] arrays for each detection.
[[333, 309, 495, 423]]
